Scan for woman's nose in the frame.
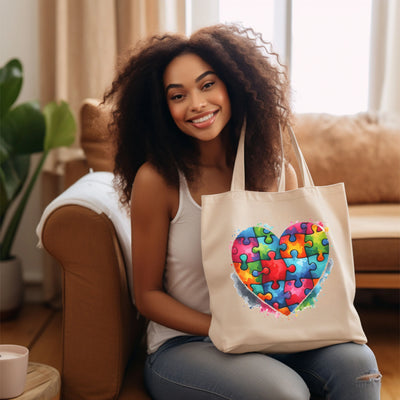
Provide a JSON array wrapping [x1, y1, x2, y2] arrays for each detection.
[[190, 92, 207, 112]]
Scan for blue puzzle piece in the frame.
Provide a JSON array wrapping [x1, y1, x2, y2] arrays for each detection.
[[262, 280, 290, 309], [307, 254, 329, 279], [283, 249, 317, 287], [237, 227, 257, 243]]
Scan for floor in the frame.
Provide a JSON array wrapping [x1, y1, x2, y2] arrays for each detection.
[[1, 289, 399, 399]]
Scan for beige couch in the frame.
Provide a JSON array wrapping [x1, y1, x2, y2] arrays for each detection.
[[38, 99, 400, 400], [294, 112, 400, 289]]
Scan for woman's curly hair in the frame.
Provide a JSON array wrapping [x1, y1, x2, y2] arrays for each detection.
[[103, 24, 292, 207]]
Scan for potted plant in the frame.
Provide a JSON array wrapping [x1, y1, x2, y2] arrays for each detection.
[[0, 58, 76, 319]]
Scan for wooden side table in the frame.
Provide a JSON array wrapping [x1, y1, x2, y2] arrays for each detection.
[[16, 362, 60, 400]]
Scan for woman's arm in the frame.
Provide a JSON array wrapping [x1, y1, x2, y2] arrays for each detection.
[[267, 162, 298, 192], [285, 162, 298, 190], [131, 163, 210, 336]]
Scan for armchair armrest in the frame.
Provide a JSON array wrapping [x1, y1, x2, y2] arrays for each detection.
[[41, 205, 144, 400]]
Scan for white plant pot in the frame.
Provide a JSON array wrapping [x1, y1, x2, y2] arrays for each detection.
[[0, 257, 24, 320]]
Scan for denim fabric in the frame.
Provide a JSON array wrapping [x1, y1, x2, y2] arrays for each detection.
[[144, 336, 381, 400]]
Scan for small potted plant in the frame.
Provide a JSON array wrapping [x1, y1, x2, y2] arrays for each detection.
[[0, 58, 76, 319]]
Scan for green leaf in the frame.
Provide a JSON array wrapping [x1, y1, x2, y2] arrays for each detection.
[[1, 101, 46, 155], [43, 101, 76, 151], [0, 151, 47, 260], [0, 134, 11, 164], [0, 154, 30, 220], [0, 59, 23, 118]]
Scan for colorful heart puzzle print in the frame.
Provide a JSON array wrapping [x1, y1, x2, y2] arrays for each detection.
[[231, 222, 330, 315]]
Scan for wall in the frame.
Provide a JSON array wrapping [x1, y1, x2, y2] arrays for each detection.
[[0, 0, 43, 284]]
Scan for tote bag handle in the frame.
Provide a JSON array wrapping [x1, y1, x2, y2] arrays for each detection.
[[231, 120, 314, 192]]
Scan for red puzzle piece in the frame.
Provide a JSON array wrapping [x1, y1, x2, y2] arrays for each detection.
[[258, 251, 295, 289]]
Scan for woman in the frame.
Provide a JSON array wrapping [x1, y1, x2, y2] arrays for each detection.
[[104, 24, 380, 400]]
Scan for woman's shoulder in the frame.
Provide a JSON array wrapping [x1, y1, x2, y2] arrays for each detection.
[[132, 162, 178, 218], [134, 162, 168, 187]]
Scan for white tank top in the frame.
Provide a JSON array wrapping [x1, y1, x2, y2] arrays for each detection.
[[146, 172, 210, 354]]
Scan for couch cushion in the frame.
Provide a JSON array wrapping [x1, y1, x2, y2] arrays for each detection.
[[294, 113, 400, 204], [349, 204, 400, 272], [80, 98, 115, 172]]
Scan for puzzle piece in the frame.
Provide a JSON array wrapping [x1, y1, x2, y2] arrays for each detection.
[[277, 306, 291, 315], [233, 256, 263, 287], [239, 254, 248, 270], [296, 266, 332, 311], [233, 255, 252, 287], [286, 303, 300, 313], [252, 226, 272, 239], [236, 227, 257, 242], [250, 283, 265, 296], [284, 279, 315, 306], [252, 233, 280, 261], [232, 237, 260, 263], [307, 254, 329, 279], [279, 234, 312, 258], [252, 251, 290, 289], [262, 280, 290, 311], [284, 249, 317, 287], [305, 224, 329, 261], [282, 222, 307, 236], [249, 283, 273, 304]]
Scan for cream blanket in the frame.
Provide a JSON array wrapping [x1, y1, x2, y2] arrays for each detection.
[[36, 172, 133, 300]]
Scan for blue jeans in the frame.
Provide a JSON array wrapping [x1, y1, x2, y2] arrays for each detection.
[[144, 336, 381, 400]]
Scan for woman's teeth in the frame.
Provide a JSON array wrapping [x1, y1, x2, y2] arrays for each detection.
[[192, 112, 214, 124]]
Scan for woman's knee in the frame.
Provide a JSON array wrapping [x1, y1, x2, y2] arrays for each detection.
[[205, 349, 311, 400], [263, 384, 310, 400], [349, 344, 381, 382], [144, 340, 311, 400], [339, 343, 380, 376], [319, 342, 382, 394], [145, 365, 310, 400], [323, 343, 382, 399]]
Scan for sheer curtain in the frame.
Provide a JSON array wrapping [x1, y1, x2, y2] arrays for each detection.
[[39, 0, 185, 172], [369, 0, 400, 120], [39, 0, 185, 304]]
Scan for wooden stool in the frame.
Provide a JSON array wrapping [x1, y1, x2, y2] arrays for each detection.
[[16, 362, 60, 400]]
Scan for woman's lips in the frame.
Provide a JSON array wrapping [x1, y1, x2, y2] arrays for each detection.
[[188, 111, 218, 128]]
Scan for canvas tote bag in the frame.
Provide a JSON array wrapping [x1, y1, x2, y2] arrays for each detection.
[[201, 121, 367, 354]]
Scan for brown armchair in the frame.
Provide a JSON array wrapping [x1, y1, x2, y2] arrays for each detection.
[[38, 99, 400, 400], [38, 99, 150, 400]]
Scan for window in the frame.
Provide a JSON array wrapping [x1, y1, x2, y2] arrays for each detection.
[[219, 0, 274, 45], [291, 0, 372, 114], [216, 0, 373, 115]]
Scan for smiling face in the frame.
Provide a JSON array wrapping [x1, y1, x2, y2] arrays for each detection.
[[163, 53, 231, 142]]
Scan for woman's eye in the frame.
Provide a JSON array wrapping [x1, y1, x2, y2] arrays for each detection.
[[202, 81, 215, 90], [170, 93, 184, 101]]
